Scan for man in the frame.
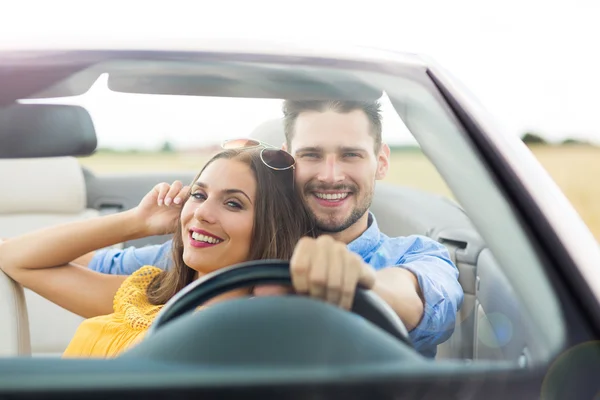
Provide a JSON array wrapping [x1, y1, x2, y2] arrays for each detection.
[[86, 99, 463, 358]]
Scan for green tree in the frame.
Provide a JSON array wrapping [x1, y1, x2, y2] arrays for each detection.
[[521, 132, 547, 145], [160, 140, 174, 153], [561, 138, 590, 146]]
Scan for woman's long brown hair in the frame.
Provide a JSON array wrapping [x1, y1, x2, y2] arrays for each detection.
[[146, 148, 317, 305]]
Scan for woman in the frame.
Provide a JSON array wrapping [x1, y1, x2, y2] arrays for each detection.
[[0, 146, 317, 358]]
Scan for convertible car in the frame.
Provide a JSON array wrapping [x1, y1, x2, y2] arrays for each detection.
[[0, 38, 599, 399]]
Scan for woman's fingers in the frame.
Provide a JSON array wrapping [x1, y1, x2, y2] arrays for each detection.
[[154, 181, 188, 207], [155, 183, 170, 206], [164, 180, 183, 206], [174, 185, 190, 205]]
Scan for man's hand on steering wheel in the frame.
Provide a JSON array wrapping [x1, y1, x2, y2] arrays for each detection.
[[289, 236, 377, 310], [142, 259, 412, 347]]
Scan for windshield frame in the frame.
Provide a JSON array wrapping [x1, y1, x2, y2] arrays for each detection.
[[0, 47, 599, 397]]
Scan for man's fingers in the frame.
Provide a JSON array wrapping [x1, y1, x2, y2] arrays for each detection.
[[339, 248, 363, 309], [308, 237, 332, 300], [339, 260, 360, 310], [290, 237, 313, 294], [358, 255, 377, 289], [291, 236, 375, 310], [325, 243, 344, 305]]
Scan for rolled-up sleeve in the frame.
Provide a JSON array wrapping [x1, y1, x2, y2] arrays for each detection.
[[396, 236, 463, 357], [88, 240, 174, 275]]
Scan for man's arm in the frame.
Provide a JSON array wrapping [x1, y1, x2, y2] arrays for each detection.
[[88, 240, 174, 275], [372, 267, 424, 331], [384, 236, 463, 353], [288, 235, 463, 357]]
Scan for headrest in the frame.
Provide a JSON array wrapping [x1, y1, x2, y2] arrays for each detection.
[[0, 157, 87, 214], [250, 118, 285, 147]]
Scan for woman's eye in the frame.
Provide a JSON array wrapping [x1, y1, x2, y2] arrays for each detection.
[[226, 200, 242, 209], [190, 192, 206, 201]]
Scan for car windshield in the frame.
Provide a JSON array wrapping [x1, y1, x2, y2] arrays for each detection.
[[0, 54, 568, 392], [51, 74, 452, 197]]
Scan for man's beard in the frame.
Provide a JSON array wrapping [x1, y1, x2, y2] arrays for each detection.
[[304, 182, 373, 233]]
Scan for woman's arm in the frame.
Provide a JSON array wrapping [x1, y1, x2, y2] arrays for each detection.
[[0, 211, 145, 318], [71, 251, 97, 268], [0, 180, 189, 319]]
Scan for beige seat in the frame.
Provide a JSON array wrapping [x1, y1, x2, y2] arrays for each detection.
[[0, 157, 100, 357], [250, 118, 285, 146]]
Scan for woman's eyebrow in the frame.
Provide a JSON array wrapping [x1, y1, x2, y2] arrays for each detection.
[[223, 189, 252, 204], [193, 181, 252, 204]]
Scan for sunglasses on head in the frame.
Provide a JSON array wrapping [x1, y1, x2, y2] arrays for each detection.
[[221, 138, 295, 171]]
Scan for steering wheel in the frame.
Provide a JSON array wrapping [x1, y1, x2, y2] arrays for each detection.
[[145, 259, 412, 346]]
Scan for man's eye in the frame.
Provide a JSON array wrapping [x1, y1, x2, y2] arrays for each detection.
[[300, 153, 319, 159], [344, 153, 361, 158]]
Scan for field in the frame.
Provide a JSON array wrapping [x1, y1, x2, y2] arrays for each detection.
[[77, 145, 600, 241]]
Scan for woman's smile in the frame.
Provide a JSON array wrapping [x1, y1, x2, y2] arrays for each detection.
[[188, 228, 224, 248]]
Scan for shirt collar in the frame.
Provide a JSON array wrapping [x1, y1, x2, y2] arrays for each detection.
[[347, 211, 382, 256]]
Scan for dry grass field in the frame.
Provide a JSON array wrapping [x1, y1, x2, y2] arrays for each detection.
[[77, 145, 600, 241]]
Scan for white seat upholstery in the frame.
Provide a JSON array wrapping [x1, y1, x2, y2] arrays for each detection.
[[0, 269, 30, 356], [250, 118, 285, 147], [0, 157, 99, 357]]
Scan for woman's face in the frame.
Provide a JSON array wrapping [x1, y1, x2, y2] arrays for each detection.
[[180, 158, 255, 276]]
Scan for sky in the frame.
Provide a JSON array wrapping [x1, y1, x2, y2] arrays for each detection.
[[3, 0, 600, 149]]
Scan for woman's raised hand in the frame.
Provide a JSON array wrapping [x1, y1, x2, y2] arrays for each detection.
[[133, 180, 191, 236]]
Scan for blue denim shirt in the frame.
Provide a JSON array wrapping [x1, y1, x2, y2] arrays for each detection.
[[89, 213, 463, 358]]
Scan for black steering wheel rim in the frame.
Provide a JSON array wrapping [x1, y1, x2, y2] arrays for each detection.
[[145, 259, 412, 346]]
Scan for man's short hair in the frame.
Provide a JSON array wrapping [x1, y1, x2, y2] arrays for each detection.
[[282, 100, 383, 152]]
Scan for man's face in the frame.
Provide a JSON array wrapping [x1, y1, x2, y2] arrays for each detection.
[[287, 109, 389, 233]]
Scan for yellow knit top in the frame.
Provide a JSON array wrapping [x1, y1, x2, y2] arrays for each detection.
[[62, 266, 163, 358]]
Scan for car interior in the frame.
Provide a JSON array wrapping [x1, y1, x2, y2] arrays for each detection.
[[1, 53, 583, 400], [0, 118, 529, 365]]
